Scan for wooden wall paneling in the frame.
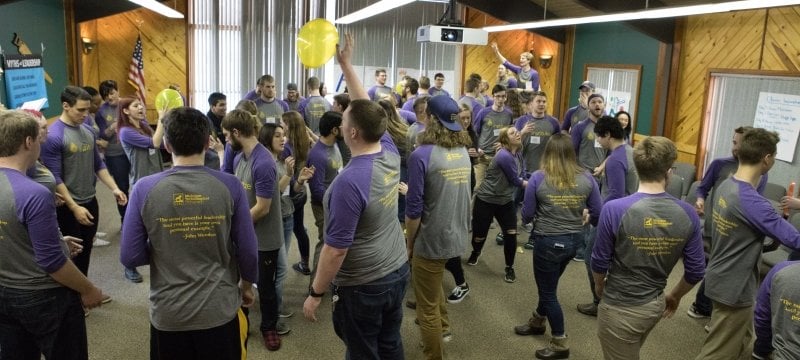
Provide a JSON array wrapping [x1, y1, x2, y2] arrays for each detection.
[[463, 7, 561, 115], [672, 9, 766, 164], [762, 6, 800, 72], [79, 21, 100, 88], [79, 0, 187, 122], [663, 17, 684, 140]]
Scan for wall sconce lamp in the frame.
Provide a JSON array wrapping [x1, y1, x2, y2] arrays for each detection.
[[81, 37, 96, 54], [539, 54, 553, 69]]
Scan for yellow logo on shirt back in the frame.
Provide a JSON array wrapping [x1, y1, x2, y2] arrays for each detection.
[[644, 217, 672, 228], [173, 193, 184, 206]]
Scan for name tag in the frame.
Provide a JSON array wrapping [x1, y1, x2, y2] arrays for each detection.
[[266, 117, 276, 124], [149, 148, 156, 156], [530, 136, 541, 144], [493, 129, 501, 137], [282, 184, 290, 196], [525, 81, 533, 90], [594, 139, 602, 148]]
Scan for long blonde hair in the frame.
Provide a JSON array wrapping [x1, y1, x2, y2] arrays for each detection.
[[281, 111, 310, 167], [540, 133, 583, 190], [378, 100, 409, 156]]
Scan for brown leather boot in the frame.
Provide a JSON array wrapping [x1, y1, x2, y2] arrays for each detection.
[[535, 336, 569, 359], [513, 312, 546, 336]]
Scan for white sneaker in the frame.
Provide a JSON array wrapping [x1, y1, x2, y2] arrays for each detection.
[[96, 232, 108, 238], [93, 238, 110, 247]]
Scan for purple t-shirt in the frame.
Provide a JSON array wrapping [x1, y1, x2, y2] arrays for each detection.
[[0, 168, 67, 289], [591, 192, 705, 306], [601, 144, 638, 203], [307, 141, 343, 204], [503, 60, 540, 91], [398, 109, 417, 125]]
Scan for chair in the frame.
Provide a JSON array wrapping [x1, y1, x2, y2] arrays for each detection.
[[763, 183, 787, 202], [666, 173, 684, 198], [684, 180, 701, 205], [672, 162, 696, 199], [760, 213, 800, 276]]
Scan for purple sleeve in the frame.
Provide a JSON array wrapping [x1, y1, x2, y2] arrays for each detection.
[[473, 108, 487, 135], [603, 150, 627, 202], [521, 171, 544, 223], [514, 116, 526, 131], [503, 60, 521, 75], [93, 143, 106, 173], [399, 110, 417, 125], [325, 173, 368, 249], [679, 204, 706, 284], [484, 95, 494, 108], [496, 150, 524, 188], [530, 71, 540, 91], [571, 121, 584, 156], [585, 173, 602, 227], [405, 146, 432, 219], [381, 132, 399, 156], [95, 111, 109, 139], [549, 117, 561, 135], [696, 159, 722, 199], [307, 146, 327, 203], [225, 174, 259, 282], [40, 125, 65, 185], [401, 99, 414, 112], [252, 152, 276, 199], [120, 176, 154, 267], [19, 182, 67, 273], [222, 143, 235, 174], [471, 103, 484, 120], [591, 199, 627, 274], [280, 100, 289, 112], [243, 90, 258, 101], [281, 143, 293, 162], [757, 174, 768, 195], [367, 87, 377, 101], [753, 261, 797, 356], [297, 99, 308, 120], [741, 186, 800, 250], [562, 107, 576, 132], [508, 78, 518, 89], [119, 127, 155, 149]]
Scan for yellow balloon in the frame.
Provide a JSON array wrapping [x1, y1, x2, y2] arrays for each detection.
[[155, 89, 184, 111], [297, 19, 339, 68]]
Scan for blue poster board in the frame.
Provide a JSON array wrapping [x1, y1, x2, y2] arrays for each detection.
[[3, 54, 48, 109]]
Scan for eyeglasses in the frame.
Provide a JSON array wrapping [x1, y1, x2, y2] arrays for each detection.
[[493, 94, 507, 98]]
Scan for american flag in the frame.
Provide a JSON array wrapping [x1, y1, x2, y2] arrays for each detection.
[[128, 35, 147, 107]]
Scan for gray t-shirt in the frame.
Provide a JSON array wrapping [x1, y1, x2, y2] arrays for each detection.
[[41, 119, 105, 204], [323, 134, 407, 286], [571, 119, 606, 172], [706, 177, 800, 307], [475, 107, 514, 155], [592, 192, 705, 307], [601, 144, 638, 202], [119, 126, 164, 186], [523, 170, 602, 236], [299, 96, 332, 134], [406, 145, 471, 259], [234, 144, 284, 251], [515, 114, 560, 173], [475, 149, 524, 205]]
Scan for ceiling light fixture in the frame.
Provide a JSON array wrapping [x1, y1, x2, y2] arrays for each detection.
[[335, 0, 415, 25], [128, 0, 184, 19], [483, 0, 800, 32]]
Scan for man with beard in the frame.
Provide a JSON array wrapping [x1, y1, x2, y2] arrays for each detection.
[[254, 75, 289, 125], [221, 109, 285, 351], [687, 126, 768, 322], [561, 81, 594, 134], [368, 69, 395, 102], [307, 111, 343, 283], [570, 93, 609, 315], [283, 83, 304, 111], [401, 78, 420, 112]]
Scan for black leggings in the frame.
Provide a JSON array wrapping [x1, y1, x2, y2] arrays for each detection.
[[471, 197, 518, 267], [291, 192, 311, 262]]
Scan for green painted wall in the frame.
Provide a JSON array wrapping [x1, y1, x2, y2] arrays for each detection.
[[0, 0, 69, 118], [570, 22, 661, 135]]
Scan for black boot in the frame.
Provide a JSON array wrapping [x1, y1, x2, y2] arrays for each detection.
[[535, 336, 569, 359]]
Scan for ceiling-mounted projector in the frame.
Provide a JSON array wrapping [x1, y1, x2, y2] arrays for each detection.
[[417, 25, 488, 46]]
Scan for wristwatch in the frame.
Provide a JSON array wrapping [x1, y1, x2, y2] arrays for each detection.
[[308, 286, 324, 298]]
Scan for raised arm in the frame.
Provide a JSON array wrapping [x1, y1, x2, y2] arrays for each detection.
[[490, 42, 508, 64], [336, 34, 368, 101]]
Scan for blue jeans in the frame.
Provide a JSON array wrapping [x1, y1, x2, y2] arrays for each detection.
[[0, 285, 87, 360], [276, 215, 293, 313], [332, 263, 409, 360], [533, 233, 582, 336]]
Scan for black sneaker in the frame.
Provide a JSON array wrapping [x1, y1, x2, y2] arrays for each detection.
[[446, 285, 470, 304], [292, 262, 311, 275], [524, 240, 535, 250], [495, 233, 504, 245], [504, 267, 516, 283], [466, 251, 481, 266], [687, 303, 711, 319], [124, 267, 143, 283]]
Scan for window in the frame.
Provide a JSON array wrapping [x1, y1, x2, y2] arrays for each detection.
[[189, 0, 243, 108], [585, 64, 642, 134]]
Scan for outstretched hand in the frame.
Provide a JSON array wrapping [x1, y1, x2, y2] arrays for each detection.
[[335, 33, 354, 66]]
